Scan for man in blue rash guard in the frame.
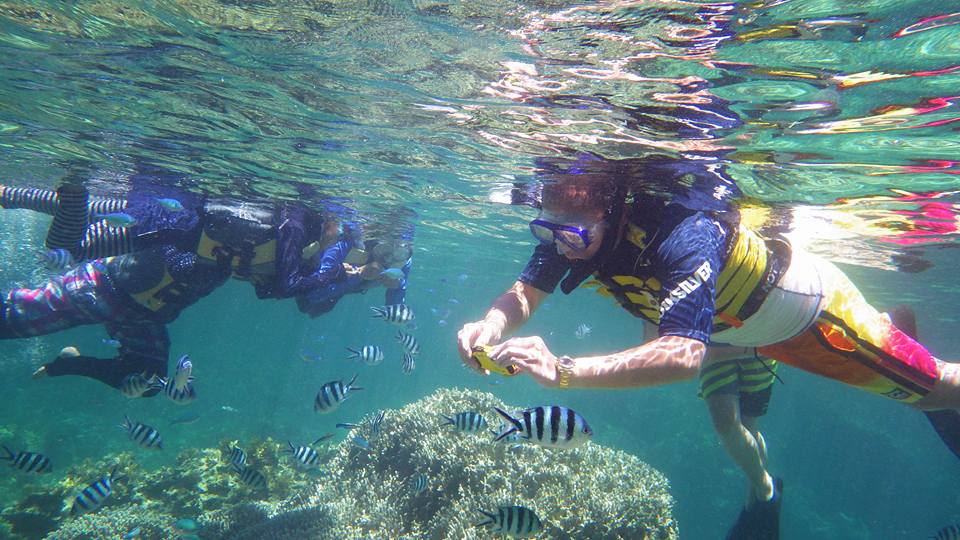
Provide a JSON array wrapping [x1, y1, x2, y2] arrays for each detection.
[[458, 154, 960, 540]]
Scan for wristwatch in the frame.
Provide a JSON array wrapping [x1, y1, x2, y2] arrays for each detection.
[[556, 355, 575, 389]]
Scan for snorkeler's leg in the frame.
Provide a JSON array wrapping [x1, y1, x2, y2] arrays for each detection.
[[742, 414, 768, 469], [707, 393, 774, 501], [38, 320, 168, 394], [79, 221, 136, 260], [45, 184, 88, 259], [0, 185, 60, 213]]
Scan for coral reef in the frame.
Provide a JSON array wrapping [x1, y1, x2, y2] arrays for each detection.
[[218, 388, 678, 539], [13, 389, 677, 539], [0, 438, 323, 540]]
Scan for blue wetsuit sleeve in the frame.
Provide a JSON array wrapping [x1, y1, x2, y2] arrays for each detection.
[[653, 213, 726, 344], [384, 257, 411, 305], [272, 237, 354, 298], [518, 243, 570, 293]]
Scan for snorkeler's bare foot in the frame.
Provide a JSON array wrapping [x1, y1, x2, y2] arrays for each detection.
[[31, 366, 48, 379]]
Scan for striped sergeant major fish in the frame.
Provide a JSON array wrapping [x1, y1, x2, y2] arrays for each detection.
[[38, 248, 73, 270], [286, 434, 333, 469], [395, 331, 420, 355], [314, 374, 362, 413], [232, 463, 268, 492], [121, 416, 163, 450], [120, 372, 162, 399], [71, 466, 124, 516], [401, 352, 415, 374], [228, 446, 247, 468], [933, 524, 960, 540], [1, 446, 51, 473], [475, 505, 544, 538], [370, 303, 414, 324], [172, 354, 193, 391], [440, 411, 488, 433], [409, 472, 428, 494], [347, 345, 384, 366], [159, 379, 197, 405], [493, 406, 592, 449], [350, 435, 371, 452]]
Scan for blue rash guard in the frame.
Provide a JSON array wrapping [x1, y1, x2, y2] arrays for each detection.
[[519, 199, 729, 344], [295, 240, 411, 317]]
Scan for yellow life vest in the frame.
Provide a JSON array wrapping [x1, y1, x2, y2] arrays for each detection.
[[586, 220, 775, 330], [196, 229, 277, 277]]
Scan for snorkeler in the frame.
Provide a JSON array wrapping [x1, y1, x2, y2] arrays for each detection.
[[457, 153, 960, 540], [0, 183, 412, 392]]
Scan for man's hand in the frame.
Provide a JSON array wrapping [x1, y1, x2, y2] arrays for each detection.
[[490, 335, 559, 387], [457, 320, 503, 372]]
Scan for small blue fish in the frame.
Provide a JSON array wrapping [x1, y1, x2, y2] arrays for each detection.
[[173, 518, 201, 532], [39, 248, 73, 270], [350, 435, 371, 452], [170, 411, 200, 425], [123, 526, 141, 539], [96, 212, 138, 228], [457, 273, 469, 282], [448, 298, 460, 305], [336, 422, 362, 430], [103, 338, 121, 348], [380, 268, 404, 280], [299, 350, 323, 363], [156, 198, 185, 211]]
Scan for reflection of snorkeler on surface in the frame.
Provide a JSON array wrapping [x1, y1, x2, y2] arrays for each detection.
[[459, 153, 960, 540], [0, 183, 412, 392]]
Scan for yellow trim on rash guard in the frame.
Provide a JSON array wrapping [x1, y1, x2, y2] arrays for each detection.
[[714, 225, 768, 325], [129, 272, 175, 312], [196, 229, 276, 270]]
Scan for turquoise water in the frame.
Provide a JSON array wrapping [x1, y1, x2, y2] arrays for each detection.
[[1, 0, 959, 538]]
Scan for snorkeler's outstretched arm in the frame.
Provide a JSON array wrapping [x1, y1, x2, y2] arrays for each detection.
[[457, 280, 548, 366], [495, 334, 705, 389]]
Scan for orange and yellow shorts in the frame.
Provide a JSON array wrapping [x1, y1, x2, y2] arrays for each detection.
[[759, 260, 940, 403]]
